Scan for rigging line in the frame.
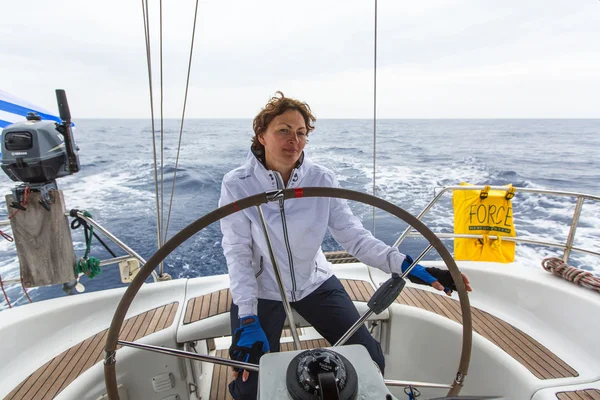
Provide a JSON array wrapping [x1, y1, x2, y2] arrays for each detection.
[[372, 0, 378, 236], [141, 0, 162, 266], [159, 0, 165, 275], [164, 0, 200, 244], [367, 0, 378, 287]]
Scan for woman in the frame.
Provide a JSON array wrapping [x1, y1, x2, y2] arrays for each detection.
[[219, 91, 472, 399]]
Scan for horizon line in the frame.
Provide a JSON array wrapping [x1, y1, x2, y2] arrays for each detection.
[[70, 117, 600, 120]]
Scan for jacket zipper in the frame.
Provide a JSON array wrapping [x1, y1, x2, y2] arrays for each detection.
[[274, 171, 297, 301], [255, 256, 264, 278], [315, 261, 327, 274]]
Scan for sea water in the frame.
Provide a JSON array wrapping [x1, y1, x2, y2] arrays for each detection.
[[1, 119, 598, 309]]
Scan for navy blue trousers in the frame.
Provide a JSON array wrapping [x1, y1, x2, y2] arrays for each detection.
[[228, 275, 385, 400]]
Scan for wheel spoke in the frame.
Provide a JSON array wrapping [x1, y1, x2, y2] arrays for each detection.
[[118, 340, 259, 371], [384, 379, 452, 389]]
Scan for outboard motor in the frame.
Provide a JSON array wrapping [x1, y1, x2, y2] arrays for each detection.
[[1, 89, 80, 210]]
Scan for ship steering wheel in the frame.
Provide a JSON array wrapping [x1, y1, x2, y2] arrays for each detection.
[[104, 187, 472, 398]]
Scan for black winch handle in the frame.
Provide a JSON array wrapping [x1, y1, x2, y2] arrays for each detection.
[[367, 273, 406, 315]]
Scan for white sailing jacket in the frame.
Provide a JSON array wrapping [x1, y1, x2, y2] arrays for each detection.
[[219, 150, 407, 318]]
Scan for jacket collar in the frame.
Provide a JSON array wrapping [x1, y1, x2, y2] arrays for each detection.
[[250, 146, 305, 168], [247, 147, 311, 189]]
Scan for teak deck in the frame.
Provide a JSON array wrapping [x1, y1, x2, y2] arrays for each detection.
[[5, 302, 179, 400], [556, 390, 600, 400], [6, 275, 581, 399], [184, 279, 577, 380]]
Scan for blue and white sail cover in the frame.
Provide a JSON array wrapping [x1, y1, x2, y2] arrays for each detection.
[[0, 90, 64, 158], [0, 90, 61, 129]]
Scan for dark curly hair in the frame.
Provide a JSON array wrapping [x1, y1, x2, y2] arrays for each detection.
[[251, 91, 316, 154]]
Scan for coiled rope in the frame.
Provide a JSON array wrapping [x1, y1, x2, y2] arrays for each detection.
[[542, 257, 600, 293], [71, 211, 116, 278]]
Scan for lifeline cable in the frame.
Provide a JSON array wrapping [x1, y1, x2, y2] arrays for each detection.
[[70, 212, 118, 258]]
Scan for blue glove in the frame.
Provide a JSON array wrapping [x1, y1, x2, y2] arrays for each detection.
[[402, 255, 455, 294], [229, 315, 269, 369]]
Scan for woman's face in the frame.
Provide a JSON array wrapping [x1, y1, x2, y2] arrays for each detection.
[[258, 109, 308, 172]]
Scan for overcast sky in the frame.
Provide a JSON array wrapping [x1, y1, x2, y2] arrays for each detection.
[[2, 0, 599, 118]]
